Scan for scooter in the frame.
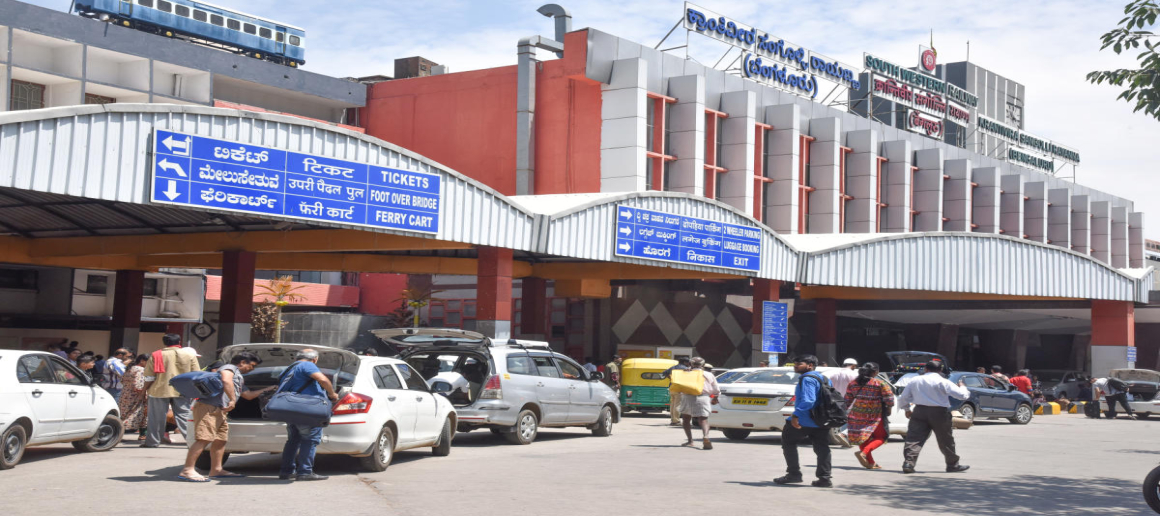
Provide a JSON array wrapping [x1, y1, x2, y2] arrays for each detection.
[[1146, 463, 1160, 514]]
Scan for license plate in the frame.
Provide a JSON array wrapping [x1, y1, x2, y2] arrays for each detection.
[[731, 397, 769, 406]]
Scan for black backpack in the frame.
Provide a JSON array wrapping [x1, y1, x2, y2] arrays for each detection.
[[1106, 377, 1129, 392], [798, 372, 848, 428]]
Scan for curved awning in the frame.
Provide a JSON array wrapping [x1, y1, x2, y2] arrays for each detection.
[[510, 192, 801, 281], [0, 104, 535, 251], [785, 232, 1153, 302]]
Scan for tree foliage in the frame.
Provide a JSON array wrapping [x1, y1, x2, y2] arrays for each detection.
[[1087, 0, 1160, 120]]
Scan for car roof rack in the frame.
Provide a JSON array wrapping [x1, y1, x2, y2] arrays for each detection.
[[504, 338, 552, 349]]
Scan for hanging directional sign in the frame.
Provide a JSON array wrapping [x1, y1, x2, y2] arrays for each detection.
[[149, 129, 441, 234], [761, 301, 789, 354], [613, 205, 762, 273]]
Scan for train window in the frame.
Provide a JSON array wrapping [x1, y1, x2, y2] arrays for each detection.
[[227, 19, 240, 30], [157, 0, 171, 13], [289, 35, 301, 46], [174, 5, 189, 16], [137, 0, 153, 7], [193, 9, 206, 22], [275, 32, 284, 43], [243, 23, 257, 35], [259, 28, 272, 39], [210, 14, 223, 26]]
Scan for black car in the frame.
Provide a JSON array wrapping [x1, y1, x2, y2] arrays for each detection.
[[896, 370, 1034, 424], [885, 351, 952, 382]]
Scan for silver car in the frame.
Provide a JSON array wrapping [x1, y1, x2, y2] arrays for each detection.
[[371, 328, 619, 444]]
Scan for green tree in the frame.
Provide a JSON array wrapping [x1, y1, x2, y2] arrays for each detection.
[[1087, 0, 1160, 120], [254, 276, 306, 343]]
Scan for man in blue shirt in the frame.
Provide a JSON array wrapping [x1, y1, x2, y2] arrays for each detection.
[[278, 349, 339, 481], [775, 355, 833, 488]]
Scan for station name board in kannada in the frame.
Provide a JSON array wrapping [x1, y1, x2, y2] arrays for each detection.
[[863, 53, 978, 108], [614, 205, 762, 273], [977, 116, 1081, 165], [149, 130, 441, 234], [684, 2, 861, 100]]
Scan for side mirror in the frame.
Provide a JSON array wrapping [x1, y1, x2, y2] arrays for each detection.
[[589, 371, 604, 381], [430, 381, 453, 395]]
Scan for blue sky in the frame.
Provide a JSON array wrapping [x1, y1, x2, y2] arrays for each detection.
[[27, 0, 1160, 236]]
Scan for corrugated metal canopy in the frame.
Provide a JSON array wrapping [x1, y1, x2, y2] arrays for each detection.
[[785, 232, 1154, 303], [510, 192, 801, 281]]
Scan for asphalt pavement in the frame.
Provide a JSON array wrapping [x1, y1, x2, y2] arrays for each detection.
[[3, 412, 1158, 515]]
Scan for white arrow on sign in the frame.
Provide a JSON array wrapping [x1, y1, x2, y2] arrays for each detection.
[[158, 158, 187, 177], [617, 242, 631, 252], [162, 180, 181, 200], [619, 209, 632, 220], [619, 226, 631, 236], [162, 135, 192, 156]]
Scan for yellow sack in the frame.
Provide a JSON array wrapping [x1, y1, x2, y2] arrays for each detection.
[[669, 369, 705, 395]]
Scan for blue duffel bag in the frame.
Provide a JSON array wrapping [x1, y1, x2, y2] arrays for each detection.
[[169, 371, 224, 400], [266, 363, 332, 427]]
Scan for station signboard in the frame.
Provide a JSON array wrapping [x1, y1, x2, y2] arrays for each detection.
[[613, 205, 762, 273], [761, 301, 788, 354]]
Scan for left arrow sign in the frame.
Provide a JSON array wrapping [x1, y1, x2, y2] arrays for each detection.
[[158, 158, 187, 177], [162, 180, 181, 200]]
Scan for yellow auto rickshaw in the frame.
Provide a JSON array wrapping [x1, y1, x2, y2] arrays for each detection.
[[619, 358, 679, 413]]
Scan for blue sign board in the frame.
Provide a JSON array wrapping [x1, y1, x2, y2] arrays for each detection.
[[1128, 347, 1137, 363], [761, 301, 788, 353], [613, 205, 762, 272], [150, 130, 441, 234]]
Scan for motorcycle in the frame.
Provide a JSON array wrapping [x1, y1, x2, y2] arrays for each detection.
[[1146, 463, 1160, 514]]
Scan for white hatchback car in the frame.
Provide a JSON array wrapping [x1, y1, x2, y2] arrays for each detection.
[[214, 343, 456, 472], [1, 350, 124, 469]]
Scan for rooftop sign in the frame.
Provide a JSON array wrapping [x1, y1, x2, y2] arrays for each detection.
[[978, 116, 1081, 165]]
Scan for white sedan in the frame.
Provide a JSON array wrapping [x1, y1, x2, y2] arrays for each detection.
[[1, 350, 124, 469], [215, 344, 457, 472]]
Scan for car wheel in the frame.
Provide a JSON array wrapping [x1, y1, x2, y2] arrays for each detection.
[[591, 406, 613, 437], [359, 425, 395, 472], [504, 409, 538, 445], [1138, 413, 1152, 420], [1009, 403, 1033, 425], [958, 403, 976, 422], [1, 424, 27, 470], [73, 414, 123, 453], [1146, 465, 1160, 513], [194, 451, 231, 471], [722, 428, 751, 441], [432, 419, 452, 457]]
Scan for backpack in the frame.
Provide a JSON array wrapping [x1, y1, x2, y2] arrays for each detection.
[[169, 371, 224, 400], [798, 372, 848, 429], [90, 359, 107, 386], [1083, 401, 1101, 419], [669, 369, 705, 395], [1106, 377, 1129, 392]]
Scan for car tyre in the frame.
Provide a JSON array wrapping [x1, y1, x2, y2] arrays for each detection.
[[722, 428, 751, 441], [958, 403, 976, 422], [73, 414, 123, 453], [505, 409, 538, 445], [591, 406, 614, 437], [360, 425, 395, 472], [194, 451, 231, 471], [432, 419, 452, 457], [1009, 403, 1033, 425], [1, 424, 27, 470], [1145, 465, 1160, 513]]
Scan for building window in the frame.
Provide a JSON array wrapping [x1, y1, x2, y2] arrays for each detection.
[[156, 0, 172, 13], [193, 9, 207, 22], [428, 299, 477, 330], [210, 14, 224, 26], [753, 123, 772, 220], [645, 92, 676, 191], [289, 35, 301, 46], [174, 4, 189, 17], [910, 165, 920, 231], [85, 274, 110, 295], [85, 93, 117, 105], [703, 109, 728, 199], [227, 19, 240, 30], [798, 135, 816, 234], [0, 269, 38, 290], [253, 270, 323, 284], [876, 156, 889, 232], [259, 27, 272, 39], [10, 80, 46, 111], [839, 146, 854, 232]]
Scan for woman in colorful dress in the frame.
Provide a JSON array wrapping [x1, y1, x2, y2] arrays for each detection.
[[118, 354, 150, 441], [843, 362, 894, 469]]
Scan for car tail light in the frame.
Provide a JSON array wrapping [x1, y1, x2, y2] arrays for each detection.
[[479, 375, 503, 399], [333, 392, 373, 415], [785, 396, 796, 407]]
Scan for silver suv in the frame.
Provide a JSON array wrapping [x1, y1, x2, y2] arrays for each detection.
[[372, 328, 620, 444]]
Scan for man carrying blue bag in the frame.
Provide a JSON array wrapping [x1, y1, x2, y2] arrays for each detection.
[[274, 349, 339, 481]]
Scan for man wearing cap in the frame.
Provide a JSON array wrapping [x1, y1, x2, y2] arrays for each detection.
[[896, 359, 971, 474], [142, 333, 200, 448]]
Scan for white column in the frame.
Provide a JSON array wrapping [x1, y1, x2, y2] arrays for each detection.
[[808, 117, 841, 233], [1130, 212, 1146, 268], [845, 129, 879, 233], [1111, 206, 1129, 268], [912, 148, 944, 232], [880, 140, 913, 233], [1071, 195, 1091, 255], [1000, 175, 1024, 238], [1091, 201, 1112, 264], [600, 58, 647, 193], [1048, 188, 1072, 249], [943, 159, 973, 232], [971, 167, 1000, 233], [765, 104, 800, 233], [666, 75, 705, 196], [1024, 182, 1047, 243], [718, 90, 756, 216]]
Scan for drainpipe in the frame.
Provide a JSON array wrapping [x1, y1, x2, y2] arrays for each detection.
[[516, 5, 570, 196]]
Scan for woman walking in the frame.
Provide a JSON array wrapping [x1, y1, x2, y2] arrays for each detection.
[[119, 354, 150, 441], [679, 357, 720, 450], [843, 362, 894, 469]]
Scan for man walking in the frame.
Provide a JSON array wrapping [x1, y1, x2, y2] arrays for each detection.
[[278, 349, 339, 481], [662, 357, 691, 426], [774, 355, 833, 488], [1091, 376, 1136, 420], [177, 352, 272, 482], [826, 358, 860, 448], [142, 333, 200, 448], [99, 348, 130, 400], [897, 360, 971, 474]]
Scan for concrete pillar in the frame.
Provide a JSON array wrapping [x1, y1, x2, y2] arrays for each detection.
[[666, 75, 705, 196], [1071, 195, 1091, 255], [1091, 300, 1135, 376], [971, 167, 1000, 233], [808, 117, 841, 233], [1000, 175, 1024, 237], [109, 269, 144, 355], [1110, 206, 1129, 268], [765, 104, 800, 233], [1048, 188, 1071, 248], [600, 58, 648, 193], [1024, 182, 1048, 243], [936, 324, 958, 366], [815, 298, 837, 364], [477, 247, 513, 341], [845, 129, 879, 233], [519, 277, 548, 340], [943, 159, 973, 231], [1130, 212, 1146, 268], [1090, 201, 1111, 263], [880, 140, 913, 233], [912, 148, 944, 232], [718, 90, 756, 215], [751, 279, 783, 365], [218, 250, 256, 349]]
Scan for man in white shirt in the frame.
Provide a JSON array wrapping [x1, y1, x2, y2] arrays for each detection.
[[896, 360, 972, 474], [1090, 377, 1136, 420], [825, 358, 861, 449]]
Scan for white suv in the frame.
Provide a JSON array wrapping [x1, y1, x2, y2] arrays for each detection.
[[1, 350, 124, 469]]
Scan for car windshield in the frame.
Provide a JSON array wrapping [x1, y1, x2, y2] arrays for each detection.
[[716, 371, 749, 384], [736, 370, 799, 385]]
